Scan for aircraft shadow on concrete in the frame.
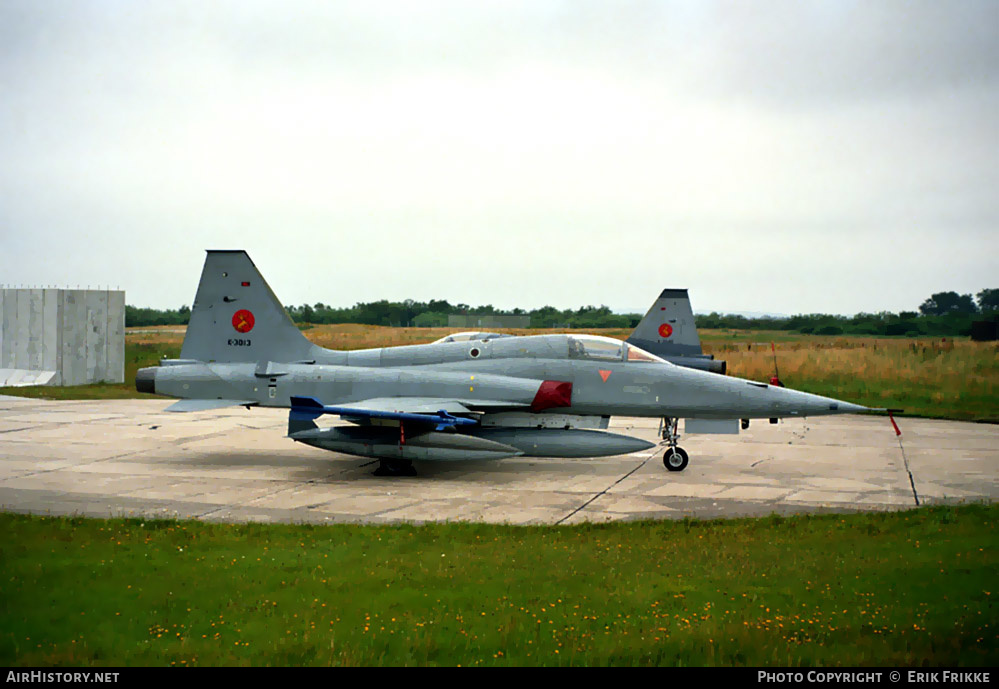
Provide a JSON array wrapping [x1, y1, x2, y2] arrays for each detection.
[[152, 449, 535, 482]]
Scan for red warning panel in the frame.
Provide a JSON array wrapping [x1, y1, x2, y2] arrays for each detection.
[[658, 323, 673, 338], [531, 380, 572, 412], [232, 309, 255, 333]]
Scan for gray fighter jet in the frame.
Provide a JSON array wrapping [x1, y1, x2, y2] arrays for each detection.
[[136, 251, 871, 476], [626, 289, 727, 374], [433, 289, 726, 374]]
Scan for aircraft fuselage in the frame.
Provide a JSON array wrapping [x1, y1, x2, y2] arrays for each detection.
[[143, 333, 864, 420]]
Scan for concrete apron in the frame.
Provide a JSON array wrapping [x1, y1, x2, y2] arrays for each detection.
[[0, 397, 995, 525]]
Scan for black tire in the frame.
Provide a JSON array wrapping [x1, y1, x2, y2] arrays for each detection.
[[373, 459, 418, 477], [663, 447, 689, 472]]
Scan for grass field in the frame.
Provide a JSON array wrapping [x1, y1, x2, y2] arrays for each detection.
[[1, 505, 995, 666], [3, 325, 995, 421]]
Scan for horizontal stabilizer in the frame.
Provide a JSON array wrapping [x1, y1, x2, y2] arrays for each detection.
[[290, 396, 479, 431], [164, 399, 256, 412]]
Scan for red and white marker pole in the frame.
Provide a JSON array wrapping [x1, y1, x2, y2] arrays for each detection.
[[769, 342, 784, 387]]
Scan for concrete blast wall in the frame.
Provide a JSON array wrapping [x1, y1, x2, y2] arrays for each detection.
[[0, 289, 125, 386]]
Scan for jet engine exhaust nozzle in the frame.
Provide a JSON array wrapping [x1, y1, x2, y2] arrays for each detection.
[[135, 368, 156, 394]]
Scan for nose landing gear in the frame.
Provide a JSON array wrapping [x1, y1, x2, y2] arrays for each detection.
[[658, 417, 689, 472]]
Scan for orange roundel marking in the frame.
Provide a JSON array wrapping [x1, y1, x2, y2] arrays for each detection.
[[232, 309, 255, 333], [658, 323, 673, 338]]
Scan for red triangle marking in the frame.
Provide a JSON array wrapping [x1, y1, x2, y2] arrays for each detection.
[[599, 370, 612, 382]]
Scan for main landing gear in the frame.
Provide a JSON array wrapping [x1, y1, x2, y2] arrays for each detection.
[[658, 417, 689, 472]]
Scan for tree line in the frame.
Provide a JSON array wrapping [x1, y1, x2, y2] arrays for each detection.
[[125, 288, 998, 336]]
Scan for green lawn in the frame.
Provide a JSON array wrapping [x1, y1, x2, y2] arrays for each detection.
[[2, 506, 995, 666]]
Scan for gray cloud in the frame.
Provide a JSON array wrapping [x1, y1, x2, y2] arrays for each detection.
[[1, 1, 995, 314]]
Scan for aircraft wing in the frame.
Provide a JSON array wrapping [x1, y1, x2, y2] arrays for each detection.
[[307, 396, 529, 414], [290, 396, 482, 430], [316, 397, 475, 415]]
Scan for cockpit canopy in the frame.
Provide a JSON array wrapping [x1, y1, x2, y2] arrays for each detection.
[[431, 331, 513, 345], [432, 332, 668, 364], [567, 335, 668, 364]]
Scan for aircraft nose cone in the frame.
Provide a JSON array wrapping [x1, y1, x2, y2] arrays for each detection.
[[834, 401, 870, 414], [759, 383, 869, 417], [799, 392, 869, 416]]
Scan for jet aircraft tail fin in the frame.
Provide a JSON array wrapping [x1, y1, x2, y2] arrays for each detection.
[[180, 250, 315, 364], [627, 288, 704, 358]]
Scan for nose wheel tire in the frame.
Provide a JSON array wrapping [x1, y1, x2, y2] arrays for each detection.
[[663, 447, 689, 472]]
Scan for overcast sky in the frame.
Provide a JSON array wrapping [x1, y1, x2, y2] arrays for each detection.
[[1, 1, 996, 315]]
